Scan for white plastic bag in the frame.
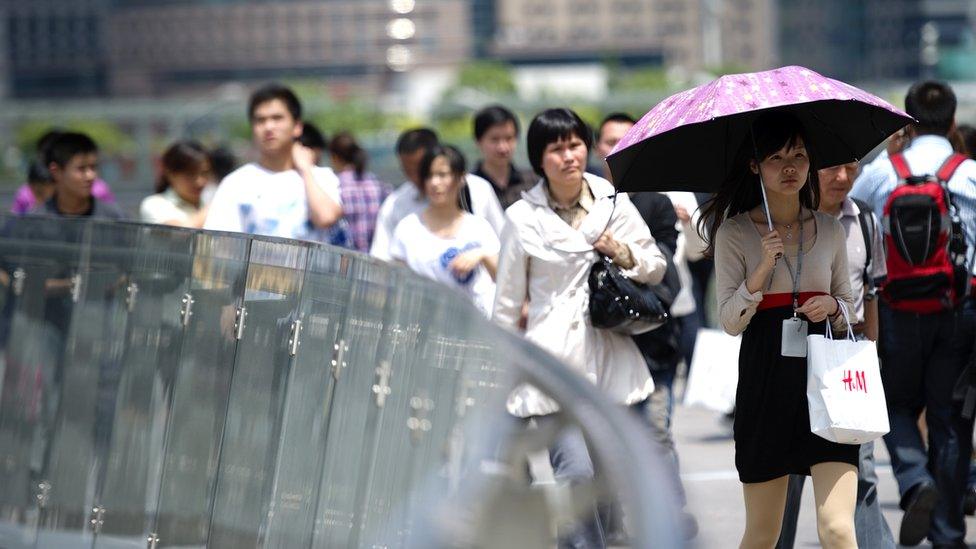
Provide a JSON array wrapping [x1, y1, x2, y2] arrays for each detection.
[[806, 303, 889, 444], [684, 328, 740, 414]]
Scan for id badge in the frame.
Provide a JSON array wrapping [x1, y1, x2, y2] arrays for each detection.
[[781, 317, 808, 357]]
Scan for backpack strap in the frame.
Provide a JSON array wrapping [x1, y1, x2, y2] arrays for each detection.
[[936, 153, 968, 183], [889, 152, 912, 180], [851, 198, 874, 288]]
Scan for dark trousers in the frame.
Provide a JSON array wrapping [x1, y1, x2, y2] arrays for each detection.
[[677, 313, 700, 371], [879, 300, 976, 545], [688, 257, 713, 328]]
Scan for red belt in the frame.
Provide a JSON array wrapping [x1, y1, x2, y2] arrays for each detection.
[[757, 291, 828, 311]]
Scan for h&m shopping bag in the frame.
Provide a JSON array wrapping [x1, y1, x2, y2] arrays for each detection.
[[806, 303, 889, 444], [684, 328, 740, 414]]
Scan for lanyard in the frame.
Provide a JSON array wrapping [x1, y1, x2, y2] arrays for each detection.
[[782, 208, 804, 316], [764, 206, 804, 315]]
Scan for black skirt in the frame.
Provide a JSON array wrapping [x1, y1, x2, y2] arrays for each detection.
[[734, 305, 859, 484]]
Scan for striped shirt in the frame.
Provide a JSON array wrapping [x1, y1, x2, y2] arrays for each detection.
[[851, 135, 976, 273]]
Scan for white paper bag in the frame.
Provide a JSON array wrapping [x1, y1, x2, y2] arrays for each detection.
[[684, 328, 740, 414], [806, 304, 889, 444]]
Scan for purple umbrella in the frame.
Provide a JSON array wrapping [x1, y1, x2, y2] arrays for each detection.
[[606, 65, 912, 203]]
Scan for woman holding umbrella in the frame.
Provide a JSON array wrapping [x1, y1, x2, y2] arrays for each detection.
[[606, 66, 911, 549], [701, 111, 857, 548]]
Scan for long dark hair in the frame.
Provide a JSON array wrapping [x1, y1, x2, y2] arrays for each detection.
[[697, 111, 821, 256], [328, 131, 368, 180], [156, 140, 210, 193]]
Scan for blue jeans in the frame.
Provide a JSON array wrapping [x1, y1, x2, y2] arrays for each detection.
[[775, 441, 895, 549], [643, 367, 686, 506], [534, 416, 607, 548], [879, 300, 976, 545]]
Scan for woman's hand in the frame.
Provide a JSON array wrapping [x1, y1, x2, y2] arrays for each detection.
[[674, 204, 691, 223], [746, 229, 785, 294], [593, 230, 621, 258], [795, 295, 839, 323], [449, 249, 486, 278], [760, 230, 785, 268]]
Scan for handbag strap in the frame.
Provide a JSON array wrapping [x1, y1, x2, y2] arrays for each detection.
[[823, 300, 855, 342]]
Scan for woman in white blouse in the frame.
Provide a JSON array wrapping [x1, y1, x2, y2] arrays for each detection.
[[140, 141, 213, 228], [389, 144, 500, 315]]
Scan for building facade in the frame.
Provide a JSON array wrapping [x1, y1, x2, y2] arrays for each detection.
[[1, 0, 471, 98], [778, 0, 975, 81], [491, 0, 664, 64], [2, 0, 110, 98]]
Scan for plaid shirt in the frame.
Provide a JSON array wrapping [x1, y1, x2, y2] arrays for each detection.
[[337, 168, 392, 253]]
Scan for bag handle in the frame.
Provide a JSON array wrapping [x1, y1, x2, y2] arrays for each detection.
[[823, 300, 854, 342]]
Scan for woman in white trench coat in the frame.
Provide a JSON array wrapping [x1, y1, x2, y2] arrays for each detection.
[[492, 108, 668, 548]]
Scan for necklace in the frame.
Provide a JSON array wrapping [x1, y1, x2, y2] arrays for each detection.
[[773, 205, 803, 240], [781, 220, 795, 240]]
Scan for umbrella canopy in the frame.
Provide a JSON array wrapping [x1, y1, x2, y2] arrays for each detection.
[[607, 66, 913, 193]]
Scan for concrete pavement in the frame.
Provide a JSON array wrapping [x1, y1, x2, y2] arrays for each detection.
[[675, 402, 976, 548]]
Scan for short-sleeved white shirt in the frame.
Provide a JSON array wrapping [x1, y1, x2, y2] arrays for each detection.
[[139, 186, 216, 225], [203, 163, 345, 243], [369, 173, 506, 261], [389, 212, 500, 315], [834, 198, 887, 323]]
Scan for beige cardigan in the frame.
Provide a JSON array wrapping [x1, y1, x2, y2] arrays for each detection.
[[715, 210, 854, 337]]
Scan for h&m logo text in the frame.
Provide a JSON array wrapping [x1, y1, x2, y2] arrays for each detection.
[[842, 370, 867, 393]]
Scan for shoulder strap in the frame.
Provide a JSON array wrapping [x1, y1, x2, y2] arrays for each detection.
[[936, 153, 968, 184], [851, 198, 874, 287], [460, 184, 474, 214], [889, 152, 912, 180]]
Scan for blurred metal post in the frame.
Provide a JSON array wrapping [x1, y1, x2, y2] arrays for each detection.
[[920, 21, 940, 80]]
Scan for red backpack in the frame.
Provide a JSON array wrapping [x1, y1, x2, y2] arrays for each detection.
[[881, 152, 970, 313]]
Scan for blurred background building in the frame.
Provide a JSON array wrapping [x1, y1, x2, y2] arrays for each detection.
[[5, 0, 975, 100], [0, 0, 974, 207]]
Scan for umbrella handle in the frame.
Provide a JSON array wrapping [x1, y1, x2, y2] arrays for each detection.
[[758, 174, 774, 232], [758, 174, 783, 261]]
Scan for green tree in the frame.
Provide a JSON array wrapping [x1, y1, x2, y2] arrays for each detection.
[[16, 119, 133, 155], [444, 61, 517, 99]]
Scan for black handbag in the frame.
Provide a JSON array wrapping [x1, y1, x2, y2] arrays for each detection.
[[587, 255, 669, 335]]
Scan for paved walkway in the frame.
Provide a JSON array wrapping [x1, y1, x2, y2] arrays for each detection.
[[675, 402, 976, 548]]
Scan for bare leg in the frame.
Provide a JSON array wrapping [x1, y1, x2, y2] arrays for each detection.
[[740, 476, 789, 549], [810, 462, 858, 549]]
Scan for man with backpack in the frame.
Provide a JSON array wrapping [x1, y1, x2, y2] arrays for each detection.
[[852, 80, 976, 548]]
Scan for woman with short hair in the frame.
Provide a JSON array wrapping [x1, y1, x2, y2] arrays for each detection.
[[493, 108, 668, 548]]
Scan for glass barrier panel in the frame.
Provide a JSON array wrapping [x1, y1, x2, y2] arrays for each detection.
[[90, 222, 195, 549], [33, 218, 130, 549], [261, 249, 352, 549], [357, 279, 451, 547], [151, 232, 250, 548], [207, 238, 308, 549], [308, 260, 397, 549], [0, 216, 90, 549]]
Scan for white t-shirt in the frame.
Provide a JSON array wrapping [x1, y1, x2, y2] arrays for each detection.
[[389, 212, 500, 315], [203, 163, 347, 244], [369, 173, 506, 261], [139, 186, 216, 225]]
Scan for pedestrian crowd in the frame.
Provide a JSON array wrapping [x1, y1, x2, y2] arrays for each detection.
[[15, 78, 976, 549]]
